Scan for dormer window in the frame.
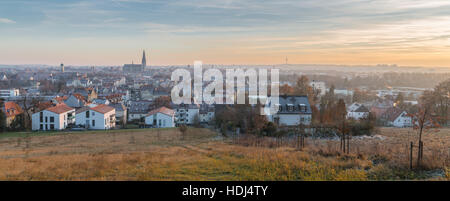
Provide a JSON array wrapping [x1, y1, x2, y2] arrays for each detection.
[[298, 104, 307, 112], [287, 104, 294, 111]]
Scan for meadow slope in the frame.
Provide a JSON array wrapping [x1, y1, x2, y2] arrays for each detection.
[[0, 127, 448, 181]]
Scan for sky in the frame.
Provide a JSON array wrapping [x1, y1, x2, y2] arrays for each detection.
[[1, 0, 450, 67]]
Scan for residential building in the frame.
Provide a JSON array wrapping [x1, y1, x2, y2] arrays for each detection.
[[32, 103, 75, 131], [199, 104, 215, 124], [346, 102, 370, 120], [381, 107, 412, 127], [144, 106, 175, 128], [92, 99, 110, 105], [0, 89, 20, 98], [110, 103, 127, 126], [1, 101, 23, 128], [75, 104, 116, 130], [127, 100, 152, 121], [64, 93, 87, 108], [370, 99, 394, 118], [265, 96, 312, 126], [175, 104, 200, 125]]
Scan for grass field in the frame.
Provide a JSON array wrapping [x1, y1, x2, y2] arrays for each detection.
[[0, 127, 448, 181]]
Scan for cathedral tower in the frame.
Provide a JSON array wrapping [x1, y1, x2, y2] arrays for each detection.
[[142, 50, 146, 68]]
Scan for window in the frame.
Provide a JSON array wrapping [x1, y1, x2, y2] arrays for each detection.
[[40, 124, 43, 130], [45, 116, 48, 123], [50, 124, 55, 130], [92, 111, 95, 116], [92, 120, 95, 127], [40, 112, 43, 122], [86, 111, 90, 118], [50, 117, 54, 123]]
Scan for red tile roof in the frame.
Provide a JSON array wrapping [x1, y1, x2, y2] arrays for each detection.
[[72, 93, 86, 102], [105, 94, 123, 99], [46, 103, 74, 114], [3, 102, 23, 117], [36, 101, 55, 111], [91, 104, 115, 114], [147, 106, 175, 117]]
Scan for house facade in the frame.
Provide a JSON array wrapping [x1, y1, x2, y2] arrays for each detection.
[[110, 103, 127, 126], [174, 104, 200, 125], [31, 103, 75, 131], [144, 106, 175, 128], [127, 100, 152, 121], [75, 104, 116, 130], [390, 111, 412, 127], [381, 107, 412, 127], [199, 104, 215, 124], [265, 96, 312, 126], [347, 103, 370, 120], [1, 101, 23, 128]]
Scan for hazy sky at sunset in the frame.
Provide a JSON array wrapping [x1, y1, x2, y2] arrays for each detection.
[[1, 0, 450, 66]]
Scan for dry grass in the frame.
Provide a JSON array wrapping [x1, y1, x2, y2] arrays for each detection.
[[0, 127, 448, 181]]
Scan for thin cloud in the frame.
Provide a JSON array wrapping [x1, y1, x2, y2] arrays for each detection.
[[0, 18, 15, 24]]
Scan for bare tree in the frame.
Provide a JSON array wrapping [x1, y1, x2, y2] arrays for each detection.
[[409, 104, 440, 167], [178, 124, 188, 140], [18, 95, 45, 131]]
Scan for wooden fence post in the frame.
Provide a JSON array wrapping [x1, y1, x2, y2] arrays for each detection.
[[410, 142, 413, 170], [302, 135, 305, 149], [346, 135, 350, 154], [420, 141, 423, 162]]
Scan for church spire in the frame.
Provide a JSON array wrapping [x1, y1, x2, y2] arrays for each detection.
[[142, 50, 146, 67]]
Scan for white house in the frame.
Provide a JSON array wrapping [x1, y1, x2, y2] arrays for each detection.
[[75, 104, 116, 130], [265, 96, 312, 126], [0, 89, 20, 98], [32, 103, 75, 131], [145, 106, 175, 128], [346, 103, 370, 120], [381, 107, 412, 127]]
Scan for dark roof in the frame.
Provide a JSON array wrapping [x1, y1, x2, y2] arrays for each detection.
[[354, 105, 370, 112], [381, 107, 405, 122], [75, 106, 90, 114], [128, 101, 152, 113], [273, 96, 312, 114], [109, 103, 126, 112]]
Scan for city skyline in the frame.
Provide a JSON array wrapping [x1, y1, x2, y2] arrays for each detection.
[[1, 0, 450, 67]]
